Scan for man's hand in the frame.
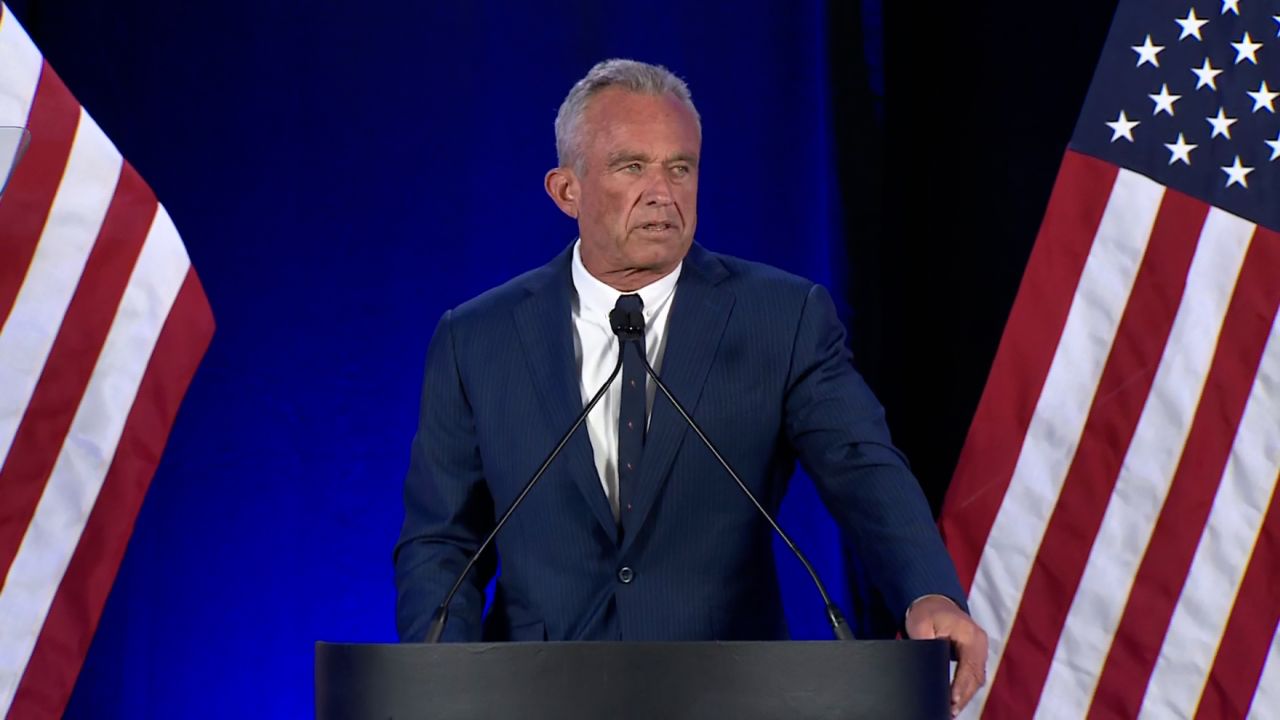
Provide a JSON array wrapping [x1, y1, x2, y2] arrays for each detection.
[[905, 595, 989, 717]]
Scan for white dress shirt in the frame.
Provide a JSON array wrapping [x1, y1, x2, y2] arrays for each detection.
[[570, 240, 682, 521]]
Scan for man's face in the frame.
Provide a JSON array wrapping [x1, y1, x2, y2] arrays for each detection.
[[567, 88, 700, 283]]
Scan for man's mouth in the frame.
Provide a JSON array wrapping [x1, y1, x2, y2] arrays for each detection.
[[637, 222, 677, 232]]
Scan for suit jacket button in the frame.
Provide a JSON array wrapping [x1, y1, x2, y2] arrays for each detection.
[[617, 566, 634, 584]]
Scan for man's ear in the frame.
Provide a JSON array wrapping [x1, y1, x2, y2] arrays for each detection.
[[544, 167, 579, 219]]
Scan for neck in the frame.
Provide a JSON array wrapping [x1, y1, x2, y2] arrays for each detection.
[[579, 247, 678, 292], [590, 266, 675, 293]]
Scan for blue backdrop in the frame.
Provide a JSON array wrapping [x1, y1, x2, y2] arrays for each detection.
[[6, 1, 887, 716]]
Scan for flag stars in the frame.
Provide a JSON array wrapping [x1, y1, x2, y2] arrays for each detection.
[[1274, 15, 1280, 38], [1221, 0, 1240, 15], [1267, 132, 1280, 161], [1132, 35, 1165, 67], [1207, 107, 1238, 138], [1149, 84, 1182, 116], [1176, 9, 1208, 40], [1221, 156, 1253, 187], [1106, 110, 1140, 142], [1247, 81, 1278, 113], [1192, 58, 1223, 90], [1232, 32, 1262, 64], [1164, 133, 1197, 165]]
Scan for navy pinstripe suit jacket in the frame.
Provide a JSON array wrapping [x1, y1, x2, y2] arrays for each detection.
[[394, 242, 964, 643]]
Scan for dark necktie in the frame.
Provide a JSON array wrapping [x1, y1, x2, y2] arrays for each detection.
[[614, 293, 645, 530]]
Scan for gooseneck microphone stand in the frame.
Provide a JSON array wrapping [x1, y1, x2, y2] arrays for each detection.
[[609, 306, 854, 641], [424, 351, 624, 643]]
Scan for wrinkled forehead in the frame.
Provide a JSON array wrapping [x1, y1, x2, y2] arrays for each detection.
[[580, 89, 702, 161]]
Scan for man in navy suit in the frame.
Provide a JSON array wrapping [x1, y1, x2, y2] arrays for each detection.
[[395, 59, 988, 714]]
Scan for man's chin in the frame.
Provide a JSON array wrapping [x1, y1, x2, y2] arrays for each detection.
[[627, 235, 690, 265]]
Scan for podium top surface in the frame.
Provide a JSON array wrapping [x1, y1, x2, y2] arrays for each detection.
[[315, 639, 952, 720]]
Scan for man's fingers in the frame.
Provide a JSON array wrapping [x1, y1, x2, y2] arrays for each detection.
[[948, 625, 989, 716], [902, 597, 990, 715], [951, 653, 986, 714]]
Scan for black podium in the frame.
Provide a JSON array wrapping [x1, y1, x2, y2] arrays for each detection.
[[315, 640, 951, 719]]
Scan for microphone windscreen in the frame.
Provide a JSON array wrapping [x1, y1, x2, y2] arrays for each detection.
[[609, 308, 645, 340]]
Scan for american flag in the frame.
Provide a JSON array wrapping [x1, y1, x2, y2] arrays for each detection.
[[941, 1, 1280, 718], [0, 4, 213, 717]]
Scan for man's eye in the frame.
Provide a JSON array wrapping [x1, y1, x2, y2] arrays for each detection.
[[670, 165, 690, 177], [623, 163, 642, 172]]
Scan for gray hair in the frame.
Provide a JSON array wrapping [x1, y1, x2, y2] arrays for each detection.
[[554, 59, 701, 171]]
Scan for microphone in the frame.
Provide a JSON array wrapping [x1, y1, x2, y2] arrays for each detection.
[[424, 348, 625, 643], [608, 307, 855, 641]]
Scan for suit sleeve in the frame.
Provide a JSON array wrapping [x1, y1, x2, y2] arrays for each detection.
[[393, 309, 496, 642], [782, 283, 967, 621]]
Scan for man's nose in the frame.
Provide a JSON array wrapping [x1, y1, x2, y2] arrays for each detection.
[[641, 171, 674, 205]]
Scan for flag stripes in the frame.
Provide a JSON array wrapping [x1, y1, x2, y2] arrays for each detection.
[[962, 160, 1165, 717], [1252, 643, 1280, 720], [0, 61, 75, 327], [944, 150, 1280, 718], [1038, 205, 1255, 719], [1091, 230, 1280, 719], [0, 65, 82, 473], [0, 1, 39, 202], [943, 151, 1117, 591], [0, 159, 150, 590], [0, 6, 38, 103], [989, 183, 1207, 715], [0, 205, 192, 713], [8, 270, 211, 719], [0, 104, 122, 586], [0, 3, 213, 717], [7, 267, 209, 720], [1196, 468, 1280, 719], [1146, 315, 1280, 719]]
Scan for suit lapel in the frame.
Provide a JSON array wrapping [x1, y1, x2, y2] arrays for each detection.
[[512, 246, 618, 541], [621, 245, 733, 556]]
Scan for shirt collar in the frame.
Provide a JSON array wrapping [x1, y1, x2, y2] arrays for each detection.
[[571, 239, 682, 325]]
